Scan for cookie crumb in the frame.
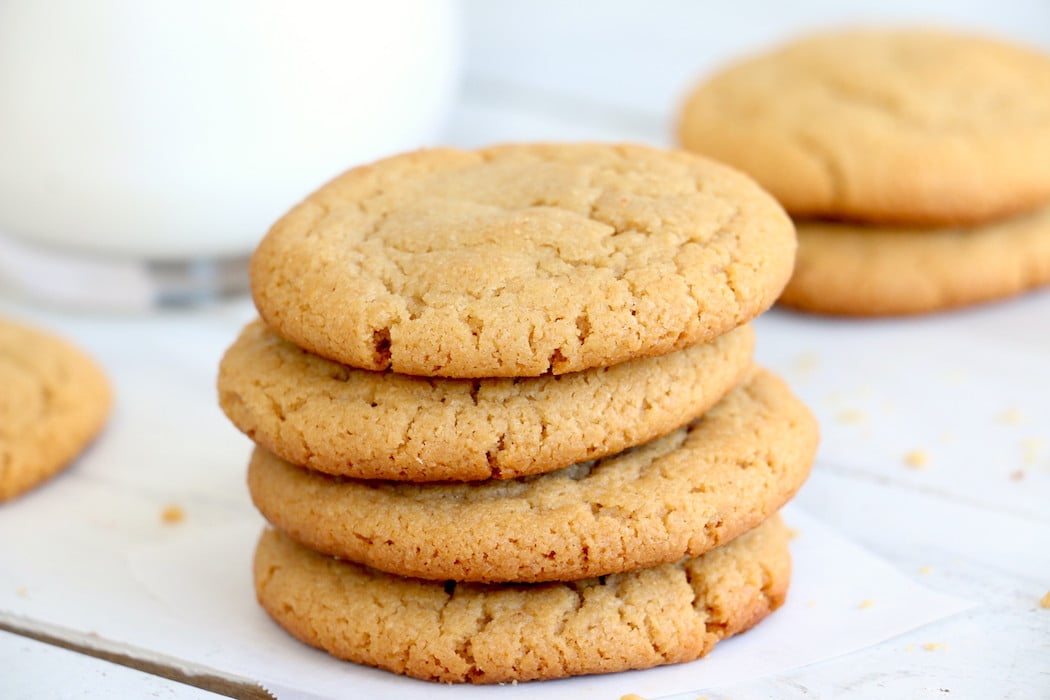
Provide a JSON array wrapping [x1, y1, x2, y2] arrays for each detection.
[[923, 642, 947, 652], [786, 526, 800, 540], [837, 409, 867, 425], [918, 566, 933, 575], [858, 599, 875, 609], [1021, 437, 1044, 465], [16, 586, 28, 598], [792, 352, 820, 376], [1040, 591, 1050, 609], [621, 694, 648, 700], [904, 449, 929, 469], [161, 505, 186, 524], [1010, 469, 1026, 481], [996, 407, 1024, 425], [905, 644, 915, 652]]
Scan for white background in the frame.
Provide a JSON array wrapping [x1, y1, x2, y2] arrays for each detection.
[[2, 1, 1049, 698]]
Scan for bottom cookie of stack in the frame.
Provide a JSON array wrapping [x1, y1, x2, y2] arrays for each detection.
[[253, 515, 791, 684]]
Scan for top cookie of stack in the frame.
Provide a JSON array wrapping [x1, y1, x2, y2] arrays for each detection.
[[679, 28, 1050, 315], [249, 143, 794, 378]]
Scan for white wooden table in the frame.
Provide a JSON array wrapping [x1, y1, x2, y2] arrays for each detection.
[[3, 2, 1049, 698]]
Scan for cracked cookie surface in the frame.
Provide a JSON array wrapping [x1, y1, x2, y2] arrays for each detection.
[[248, 368, 817, 583], [219, 320, 754, 481], [253, 514, 790, 684], [780, 203, 1050, 315], [250, 143, 794, 377], [679, 29, 1050, 225], [0, 319, 111, 501]]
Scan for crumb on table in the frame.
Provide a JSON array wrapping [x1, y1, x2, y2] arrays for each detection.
[[1040, 591, 1050, 609], [161, 504, 186, 524], [836, 409, 867, 425], [996, 407, 1024, 425], [904, 449, 929, 469], [923, 642, 947, 651], [1021, 437, 1044, 465], [858, 599, 875, 609], [918, 566, 933, 575]]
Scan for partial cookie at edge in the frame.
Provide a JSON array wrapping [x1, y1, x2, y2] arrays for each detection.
[[219, 320, 755, 481], [253, 514, 791, 684], [0, 319, 111, 501]]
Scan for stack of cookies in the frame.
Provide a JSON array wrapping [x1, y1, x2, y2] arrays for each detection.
[[679, 28, 1050, 316], [218, 143, 819, 683]]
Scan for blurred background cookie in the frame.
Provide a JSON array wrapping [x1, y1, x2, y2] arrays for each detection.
[[0, 319, 111, 501], [679, 27, 1050, 315]]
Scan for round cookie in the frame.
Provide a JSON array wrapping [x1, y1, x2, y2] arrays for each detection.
[[219, 319, 755, 481], [250, 143, 795, 377], [0, 318, 111, 501], [248, 368, 817, 583], [253, 515, 791, 684], [779, 203, 1050, 316], [679, 28, 1050, 225]]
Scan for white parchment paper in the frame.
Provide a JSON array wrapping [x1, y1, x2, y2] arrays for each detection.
[[0, 299, 990, 699]]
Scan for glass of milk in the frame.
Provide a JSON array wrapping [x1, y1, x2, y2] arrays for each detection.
[[0, 0, 461, 309]]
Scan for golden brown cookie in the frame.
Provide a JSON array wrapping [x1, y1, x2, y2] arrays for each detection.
[[779, 203, 1050, 315], [248, 368, 817, 583], [253, 514, 791, 684], [0, 319, 111, 501], [679, 28, 1050, 225], [218, 320, 754, 481], [250, 143, 795, 377]]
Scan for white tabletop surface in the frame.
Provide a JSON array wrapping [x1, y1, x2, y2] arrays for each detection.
[[2, 2, 1049, 699]]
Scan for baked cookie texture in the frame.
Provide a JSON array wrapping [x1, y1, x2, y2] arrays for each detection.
[[248, 369, 817, 583], [781, 204, 1050, 316], [218, 320, 755, 481], [250, 143, 795, 377], [253, 514, 790, 684], [227, 141, 813, 682], [0, 319, 111, 501], [679, 28, 1050, 225]]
